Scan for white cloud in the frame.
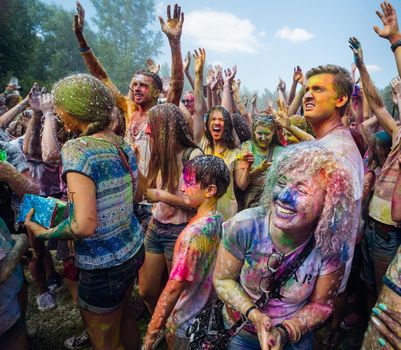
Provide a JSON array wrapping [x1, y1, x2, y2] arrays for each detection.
[[275, 26, 314, 42], [366, 64, 382, 73], [184, 10, 260, 54]]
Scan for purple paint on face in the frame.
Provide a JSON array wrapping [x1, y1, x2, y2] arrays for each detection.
[[271, 174, 326, 234]]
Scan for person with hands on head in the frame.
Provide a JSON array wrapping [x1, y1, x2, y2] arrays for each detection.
[[213, 142, 355, 350], [24, 74, 145, 350], [374, 1, 401, 77]]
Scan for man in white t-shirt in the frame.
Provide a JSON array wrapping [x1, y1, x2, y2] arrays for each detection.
[[303, 64, 364, 338]]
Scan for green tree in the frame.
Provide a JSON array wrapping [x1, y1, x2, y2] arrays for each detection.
[[90, 0, 162, 92], [0, 0, 36, 92]]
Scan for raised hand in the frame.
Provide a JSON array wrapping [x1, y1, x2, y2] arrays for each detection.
[[374, 1, 400, 41], [193, 48, 206, 75], [183, 51, 191, 72], [293, 66, 303, 84], [390, 76, 401, 99], [205, 69, 214, 86], [73, 1, 85, 33], [349, 37, 364, 66], [28, 83, 42, 113], [159, 4, 184, 41], [224, 66, 237, 85], [265, 100, 274, 115], [211, 71, 222, 91], [146, 58, 160, 74], [252, 94, 257, 105], [272, 99, 290, 129], [39, 93, 55, 115], [277, 78, 286, 92]]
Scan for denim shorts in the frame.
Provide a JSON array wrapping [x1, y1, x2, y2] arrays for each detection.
[[361, 218, 401, 287], [144, 218, 187, 261], [78, 245, 145, 314]]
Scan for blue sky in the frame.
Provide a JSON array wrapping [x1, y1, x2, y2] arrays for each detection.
[[43, 0, 398, 92]]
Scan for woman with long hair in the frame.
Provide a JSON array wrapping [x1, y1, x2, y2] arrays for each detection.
[[236, 114, 285, 209], [139, 103, 203, 313], [200, 105, 242, 220], [214, 142, 355, 350], [25, 74, 144, 350]]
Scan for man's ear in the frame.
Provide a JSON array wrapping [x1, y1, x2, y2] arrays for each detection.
[[153, 89, 161, 100], [205, 184, 217, 198], [336, 94, 349, 108]]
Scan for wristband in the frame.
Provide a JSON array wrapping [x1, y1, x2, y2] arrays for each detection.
[[80, 46, 91, 53], [245, 305, 257, 319], [275, 323, 290, 345], [391, 40, 401, 52]]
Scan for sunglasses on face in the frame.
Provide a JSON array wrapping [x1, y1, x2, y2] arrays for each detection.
[[182, 99, 193, 104]]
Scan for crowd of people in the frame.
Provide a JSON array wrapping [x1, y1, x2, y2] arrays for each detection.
[[1, 1, 401, 350]]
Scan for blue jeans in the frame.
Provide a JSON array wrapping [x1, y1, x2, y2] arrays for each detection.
[[227, 330, 313, 350]]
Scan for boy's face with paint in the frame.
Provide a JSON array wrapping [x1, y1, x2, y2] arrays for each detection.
[[129, 74, 159, 107], [303, 73, 346, 123], [181, 170, 207, 207], [271, 172, 326, 234], [254, 124, 274, 150]]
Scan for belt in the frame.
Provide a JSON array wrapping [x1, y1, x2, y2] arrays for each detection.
[[369, 218, 401, 242]]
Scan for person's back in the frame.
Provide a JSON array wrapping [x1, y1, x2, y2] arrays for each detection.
[[61, 134, 142, 270]]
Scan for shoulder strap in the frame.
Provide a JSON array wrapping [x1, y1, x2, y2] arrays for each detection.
[[222, 236, 315, 342]]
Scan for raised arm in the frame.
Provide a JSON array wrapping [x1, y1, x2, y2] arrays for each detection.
[[221, 66, 237, 115], [40, 93, 61, 165], [277, 78, 288, 106], [288, 86, 305, 117], [183, 51, 194, 90], [73, 2, 127, 112], [349, 37, 399, 137], [391, 76, 401, 119], [23, 85, 42, 160], [273, 100, 315, 142], [159, 4, 184, 106], [0, 94, 29, 130], [193, 48, 208, 144], [288, 66, 303, 105], [374, 1, 401, 77]]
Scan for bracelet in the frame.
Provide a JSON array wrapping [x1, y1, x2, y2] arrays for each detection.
[[283, 320, 301, 343], [391, 40, 401, 52], [80, 46, 91, 53], [275, 323, 290, 345], [245, 305, 257, 318]]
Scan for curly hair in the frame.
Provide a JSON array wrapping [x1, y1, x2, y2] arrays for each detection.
[[52, 74, 114, 136], [205, 106, 237, 151], [261, 142, 355, 257]]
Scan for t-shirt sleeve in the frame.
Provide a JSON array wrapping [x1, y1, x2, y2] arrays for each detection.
[[318, 252, 343, 276], [169, 232, 201, 283], [61, 139, 97, 183], [222, 214, 252, 261]]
